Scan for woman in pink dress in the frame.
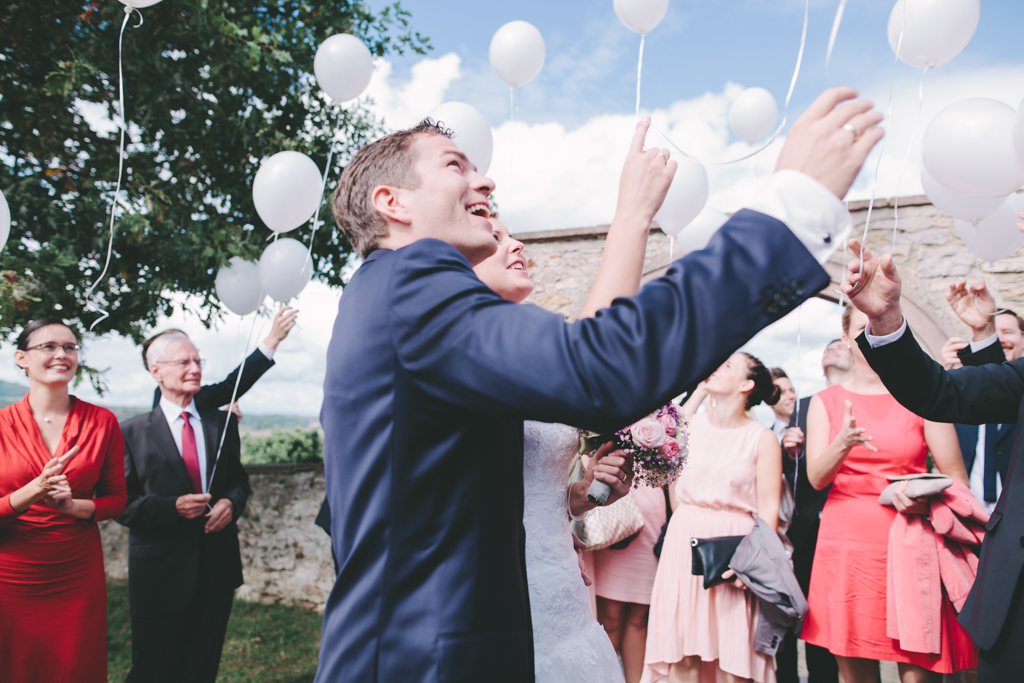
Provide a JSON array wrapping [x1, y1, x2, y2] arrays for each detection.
[[642, 352, 783, 683], [592, 484, 669, 683], [803, 306, 974, 682]]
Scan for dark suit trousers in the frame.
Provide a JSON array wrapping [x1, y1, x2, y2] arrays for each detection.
[[979, 566, 1024, 682], [126, 550, 235, 683], [775, 532, 839, 683]]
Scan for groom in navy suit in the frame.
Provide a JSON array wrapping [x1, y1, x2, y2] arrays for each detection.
[[316, 87, 883, 682]]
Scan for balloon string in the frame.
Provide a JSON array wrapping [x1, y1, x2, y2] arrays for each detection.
[[668, 235, 674, 264], [510, 86, 515, 122], [794, 303, 803, 427], [891, 65, 930, 251], [859, 4, 906, 274], [304, 107, 346, 274], [647, 0, 807, 166], [635, 33, 646, 119], [84, 8, 138, 331], [825, 0, 848, 77], [207, 293, 266, 496], [836, 200, 849, 308]]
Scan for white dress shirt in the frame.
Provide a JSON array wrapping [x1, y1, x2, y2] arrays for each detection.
[[744, 170, 853, 265], [772, 418, 789, 443], [159, 396, 208, 494]]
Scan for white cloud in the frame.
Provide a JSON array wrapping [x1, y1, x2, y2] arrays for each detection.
[[363, 53, 463, 130]]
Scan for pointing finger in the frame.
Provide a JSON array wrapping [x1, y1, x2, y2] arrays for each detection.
[[631, 117, 652, 155]]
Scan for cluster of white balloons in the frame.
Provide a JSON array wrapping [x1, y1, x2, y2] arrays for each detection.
[[217, 32, 375, 314], [921, 96, 1024, 261]]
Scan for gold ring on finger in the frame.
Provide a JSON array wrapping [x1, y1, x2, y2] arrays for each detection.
[[842, 123, 861, 141]]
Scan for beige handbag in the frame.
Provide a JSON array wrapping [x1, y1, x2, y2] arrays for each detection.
[[568, 454, 645, 551]]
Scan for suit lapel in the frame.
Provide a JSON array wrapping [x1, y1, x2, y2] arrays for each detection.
[[147, 408, 194, 492]]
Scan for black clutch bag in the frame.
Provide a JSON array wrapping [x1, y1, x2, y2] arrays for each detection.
[[690, 535, 745, 589]]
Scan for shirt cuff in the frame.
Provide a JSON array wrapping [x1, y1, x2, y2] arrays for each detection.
[[865, 318, 908, 347], [743, 170, 852, 264], [969, 333, 999, 353], [258, 342, 275, 361]]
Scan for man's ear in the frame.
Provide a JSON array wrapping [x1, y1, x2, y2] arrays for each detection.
[[371, 185, 411, 226]]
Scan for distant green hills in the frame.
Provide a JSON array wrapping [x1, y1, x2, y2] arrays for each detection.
[[0, 379, 315, 432]]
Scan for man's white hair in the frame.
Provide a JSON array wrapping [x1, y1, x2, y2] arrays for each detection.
[[146, 332, 192, 371]]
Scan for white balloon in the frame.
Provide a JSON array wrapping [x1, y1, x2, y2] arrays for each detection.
[[314, 34, 374, 103], [729, 88, 778, 144], [613, 0, 670, 34], [252, 151, 323, 233], [119, 0, 163, 7], [922, 98, 1024, 198], [489, 21, 545, 89], [954, 192, 1024, 262], [921, 167, 1005, 224], [654, 157, 710, 239], [673, 208, 729, 254], [259, 238, 314, 303], [0, 188, 9, 254], [1014, 96, 1024, 177], [215, 257, 265, 316], [428, 102, 494, 176], [887, 0, 979, 69]]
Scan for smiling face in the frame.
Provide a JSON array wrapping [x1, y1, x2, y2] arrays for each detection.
[[391, 134, 498, 266], [14, 324, 79, 386], [772, 376, 796, 421], [472, 219, 533, 303], [704, 354, 755, 399], [150, 338, 204, 404], [995, 312, 1024, 361]]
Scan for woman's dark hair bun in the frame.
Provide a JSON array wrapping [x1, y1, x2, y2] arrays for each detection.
[[741, 352, 781, 409]]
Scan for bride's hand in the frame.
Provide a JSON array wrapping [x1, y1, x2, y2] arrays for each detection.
[[587, 443, 635, 506], [572, 533, 593, 587]]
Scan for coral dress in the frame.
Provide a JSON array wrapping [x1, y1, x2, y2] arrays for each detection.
[[802, 386, 977, 672], [591, 485, 667, 605], [642, 414, 775, 683], [0, 395, 127, 683]]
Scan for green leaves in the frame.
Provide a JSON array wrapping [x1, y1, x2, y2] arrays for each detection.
[[0, 0, 430, 343]]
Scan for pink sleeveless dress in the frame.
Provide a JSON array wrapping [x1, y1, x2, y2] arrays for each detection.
[[641, 414, 775, 683], [802, 385, 977, 672]]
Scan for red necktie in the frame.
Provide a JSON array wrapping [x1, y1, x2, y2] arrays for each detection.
[[180, 412, 203, 494]]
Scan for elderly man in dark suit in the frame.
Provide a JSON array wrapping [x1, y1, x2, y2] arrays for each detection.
[[843, 229, 1024, 681], [117, 332, 252, 683], [317, 86, 883, 683]]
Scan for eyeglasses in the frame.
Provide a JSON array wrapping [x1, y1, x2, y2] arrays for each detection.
[[156, 358, 207, 369], [26, 343, 82, 354]]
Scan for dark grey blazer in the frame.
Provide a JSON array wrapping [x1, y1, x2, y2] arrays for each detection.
[[858, 328, 1023, 650], [117, 405, 251, 617]]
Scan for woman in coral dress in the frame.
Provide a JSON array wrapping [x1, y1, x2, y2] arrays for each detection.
[[0, 318, 128, 683], [642, 352, 783, 683], [803, 306, 974, 682]]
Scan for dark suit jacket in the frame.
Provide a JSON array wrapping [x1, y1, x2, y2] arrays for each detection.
[[317, 210, 829, 682], [151, 347, 275, 411], [858, 328, 1024, 651], [117, 405, 251, 617], [785, 396, 832, 553], [954, 345, 1014, 496]]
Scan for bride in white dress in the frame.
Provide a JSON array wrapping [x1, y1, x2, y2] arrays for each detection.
[[473, 172, 663, 682]]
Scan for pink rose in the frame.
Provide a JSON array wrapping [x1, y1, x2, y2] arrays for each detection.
[[630, 418, 666, 449], [676, 432, 689, 450], [660, 440, 680, 460], [657, 412, 678, 436]]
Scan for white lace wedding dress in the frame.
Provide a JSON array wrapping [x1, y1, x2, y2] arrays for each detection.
[[523, 421, 626, 683]]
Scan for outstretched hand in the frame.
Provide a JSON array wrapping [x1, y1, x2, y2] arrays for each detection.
[[264, 306, 298, 350], [613, 118, 677, 228], [775, 87, 885, 199], [946, 279, 997, 339], [837, 400, 876, 454], [841, 239, 903, 335]]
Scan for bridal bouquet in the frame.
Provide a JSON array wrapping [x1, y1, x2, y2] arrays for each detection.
[[578, 403, 690, 505]]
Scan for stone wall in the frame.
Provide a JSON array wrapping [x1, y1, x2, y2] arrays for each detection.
[[101, 463, 335, 613]]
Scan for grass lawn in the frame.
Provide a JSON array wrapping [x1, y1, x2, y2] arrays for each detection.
[[107, 581, 322, 683]]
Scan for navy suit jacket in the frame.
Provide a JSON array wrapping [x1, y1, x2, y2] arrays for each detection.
[[858, 328, 1024, 651], [785, 396, 832, 554], [317, 210, 829, 682], [954, 344, 1014, 499]]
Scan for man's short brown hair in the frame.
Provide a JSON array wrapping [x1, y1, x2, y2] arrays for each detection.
[[332, 119, 452, 258]]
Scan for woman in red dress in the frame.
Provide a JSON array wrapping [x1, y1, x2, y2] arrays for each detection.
[[0, 318, 127, 683], [803, 306, 974, 682]]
